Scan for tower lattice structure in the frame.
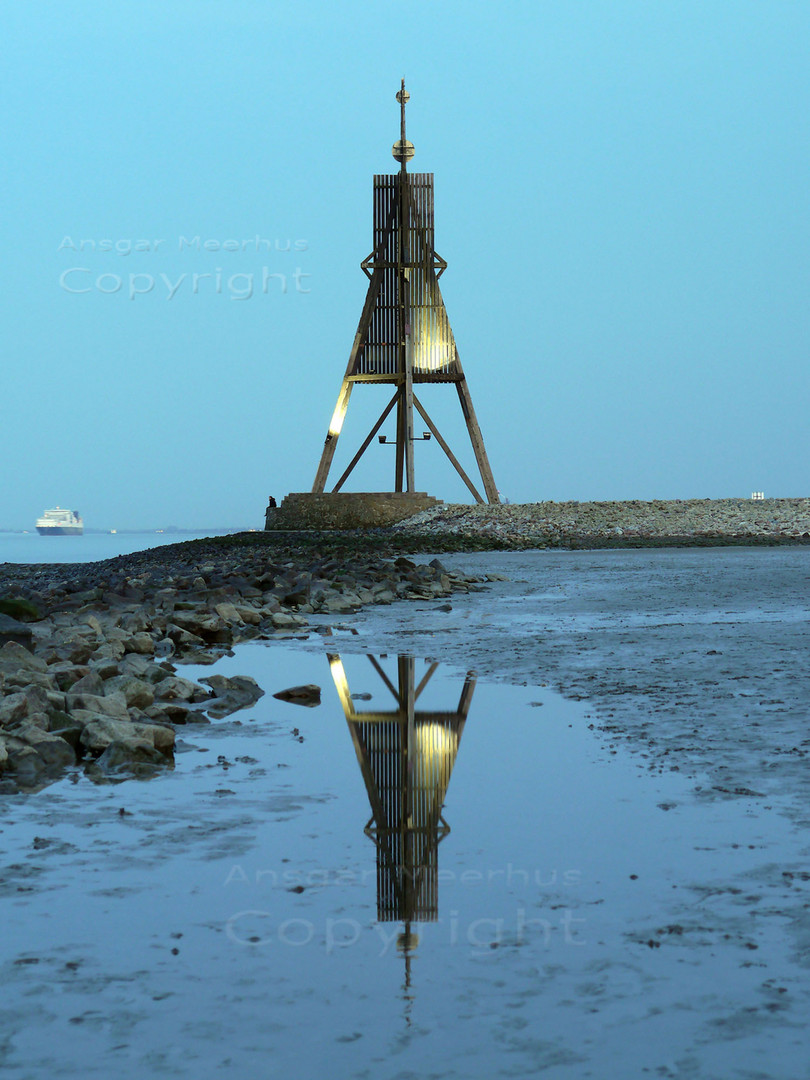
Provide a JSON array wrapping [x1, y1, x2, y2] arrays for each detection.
[[312, 81, 498, 503]]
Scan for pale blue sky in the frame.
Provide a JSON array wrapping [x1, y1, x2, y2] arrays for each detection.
[[3, 0, 808, 529]]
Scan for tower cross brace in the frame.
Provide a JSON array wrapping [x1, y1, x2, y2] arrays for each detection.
[[312, 80, 499, 504]]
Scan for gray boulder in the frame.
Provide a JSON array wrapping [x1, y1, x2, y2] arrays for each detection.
[[2, 722, 76, 781], [66, 690, 130, 720], [0, 641, 47, 674], [0, 614, 34, 649], [0, 686, 52, 726], [80, 716, 175, 756], [199, 674, 264, 718], [124, 632, 155, 656], [0, 692, 31, 726], [103, 675, 155, 709], [95, 738, 168, 773], [69, 671, 106, 697], [152, 675, 207, 703]]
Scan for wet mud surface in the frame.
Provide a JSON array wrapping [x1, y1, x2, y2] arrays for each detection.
[[346, 547, 810, 817], [2, 548, 810, 1078]]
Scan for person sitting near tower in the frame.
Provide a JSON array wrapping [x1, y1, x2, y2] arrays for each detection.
[[264, 495, 278, 530]]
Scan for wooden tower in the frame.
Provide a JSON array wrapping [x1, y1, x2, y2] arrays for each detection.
[[312, 81, 498, 504]]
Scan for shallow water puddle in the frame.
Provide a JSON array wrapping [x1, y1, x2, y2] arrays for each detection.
[[1, 644, 807, 1079]]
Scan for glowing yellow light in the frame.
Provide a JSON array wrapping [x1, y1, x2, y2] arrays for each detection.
[[413, 342, 452, 373], [328, 655, 353, 713], [328, 402, 348, 437], [397, 930, 420, 952], [329, 655, 347, 681]]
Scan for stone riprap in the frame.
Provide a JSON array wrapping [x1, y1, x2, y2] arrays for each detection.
[[390, 498, 810, 548], [0, 541, 473, 791]]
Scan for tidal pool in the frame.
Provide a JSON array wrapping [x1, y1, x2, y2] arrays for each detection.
[[2, 623, 808, 1078]]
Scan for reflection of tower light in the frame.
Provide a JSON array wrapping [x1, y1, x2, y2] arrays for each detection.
[[413, 723, 459, 818], [328, 656, 350, 707]]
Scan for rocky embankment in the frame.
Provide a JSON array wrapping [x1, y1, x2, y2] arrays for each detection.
[[3, 497, 807, 790], [391, 498, 810, 548], [0, 539, 474, 791]]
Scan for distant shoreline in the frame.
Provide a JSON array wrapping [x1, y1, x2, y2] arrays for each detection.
[[4, 498, 810, 559], [0, 528, 250, 537]]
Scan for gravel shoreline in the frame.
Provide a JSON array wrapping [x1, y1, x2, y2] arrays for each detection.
[[390, 497, 810, 548], [0, 536, 482, 791], [2, 496, 809, 791]]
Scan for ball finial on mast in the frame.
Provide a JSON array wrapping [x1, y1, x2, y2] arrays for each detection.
[[392, 78, 415, 167]]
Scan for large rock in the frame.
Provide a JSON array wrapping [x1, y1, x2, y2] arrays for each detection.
[[47, 716, 85, 751], [3, 669, 58, 693], [166, 623, 207, 649], [213, 602, 243, 625], [68, 671, 106, 696], [119, 656, 173, 684], [142, 701, 195, 726], [80, 717, 175, 755], [103, 675, 155, 709], [0, 686, 53, 726], [268, 612, 307, 629], [12, 721, 76, 769], [98, 662, 126, 683], [124, 632, 155, 656], [234, 605, 262, 626], [1, 723, 76, 783], [152, 675, 207, 703], [91, 640, 126, 662], [171, 610, 231, 643], [0, 597, 40, 621], [0, 614, 34, 649], [272, 684, 321, 708], [95, 738, 168, 773], [0, 693, 31, 726], [0, 641, 47, 674], [66, 690, 130, 720], [199, 674, 264, 718], [44, 639, 97, 665], [3, 742, 43, 785]]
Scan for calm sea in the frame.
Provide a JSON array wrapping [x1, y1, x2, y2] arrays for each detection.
[[0, 531, 246, 565]]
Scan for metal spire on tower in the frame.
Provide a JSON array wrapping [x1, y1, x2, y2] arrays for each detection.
[[393, 79, 414, 169]]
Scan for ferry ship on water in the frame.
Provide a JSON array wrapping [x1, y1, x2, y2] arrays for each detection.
[[36, 507, 84, 535]]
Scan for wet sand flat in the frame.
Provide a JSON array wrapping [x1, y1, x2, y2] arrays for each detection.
[[2, 547, 810, 1078]]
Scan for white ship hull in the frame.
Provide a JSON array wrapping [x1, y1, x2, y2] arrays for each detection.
[[36, 525, 84, 536]]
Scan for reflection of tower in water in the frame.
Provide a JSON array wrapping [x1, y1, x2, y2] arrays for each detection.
[[328, 655, 475, 925]]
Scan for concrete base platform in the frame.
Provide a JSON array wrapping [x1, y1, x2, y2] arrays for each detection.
[[265, 492, 442, 531]]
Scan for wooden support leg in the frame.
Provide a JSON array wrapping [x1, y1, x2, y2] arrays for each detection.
[[394, 388, 405, 492], [412, 392, 484, 504], [403, 334, 415, 493], [455, 379, 499, 504], [457, 675, 477, 721]]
